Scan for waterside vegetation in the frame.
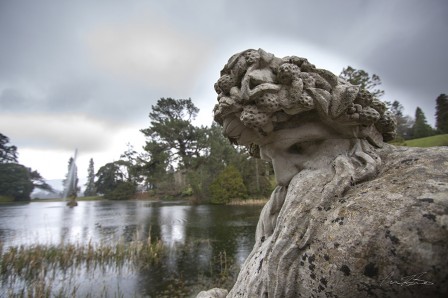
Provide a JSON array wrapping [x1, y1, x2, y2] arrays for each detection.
[[2, 92, 447, 204], [0, 235, 163, 297], [0, 235, 240, 297]]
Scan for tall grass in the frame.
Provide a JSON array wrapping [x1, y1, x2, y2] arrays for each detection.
[[227, 198, 268, 205], [0, 235, 240, 297], [0, 233, 163, 297]]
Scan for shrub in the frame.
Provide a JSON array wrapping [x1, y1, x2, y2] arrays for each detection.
[[210, 165, 248, 204], [0, 195, 14, 203], [105, 181, 137, 200]]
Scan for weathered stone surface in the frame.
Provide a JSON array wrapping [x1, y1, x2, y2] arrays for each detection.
[[213, 48, 397, 151], [229, 145, 448, 297], [200, 49, 448, 297]]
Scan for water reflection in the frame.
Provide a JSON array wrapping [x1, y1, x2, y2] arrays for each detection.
[[0, 201, 263, 296], [160, 205, 188, 245]]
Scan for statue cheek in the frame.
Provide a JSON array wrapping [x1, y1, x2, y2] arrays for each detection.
[[270, 152, 304, 186]]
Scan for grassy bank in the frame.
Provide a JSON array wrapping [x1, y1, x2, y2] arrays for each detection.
[[0, 195, 14, 203], [227, 198, 268, 205], [391, 134, 448, 147]]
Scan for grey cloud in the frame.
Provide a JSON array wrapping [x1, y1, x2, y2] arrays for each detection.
[[1, 0, 446, 181], [0, 88, 27, 110], [0, 0, 212, 127], [1, 0, 447, 137], [0, 113, 115, 153], [46, 78, 98, 112], [0, 2, 81, 80]]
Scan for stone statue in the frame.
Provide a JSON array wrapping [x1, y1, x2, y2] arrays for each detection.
[[197, 49, 448, 297]]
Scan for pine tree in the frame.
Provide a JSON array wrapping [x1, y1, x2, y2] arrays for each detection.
[[435, 94, 448, 134], [84, 158, 96, 196], [339, 66, 384, 98], [411, 107, 434, 139], [387, 100, 413, 139], [0, 133, 18, 163]]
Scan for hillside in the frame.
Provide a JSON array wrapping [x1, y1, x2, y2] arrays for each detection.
[[391, 134, 448, 147]]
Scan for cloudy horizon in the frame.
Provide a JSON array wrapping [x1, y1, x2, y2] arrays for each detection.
[[1, 0, 447, 186]]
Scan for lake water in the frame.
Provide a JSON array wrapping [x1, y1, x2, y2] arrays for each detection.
[[0, 200, 263, 297]]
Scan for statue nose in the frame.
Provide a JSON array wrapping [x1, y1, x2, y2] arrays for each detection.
[[272, 156, 301, 186]]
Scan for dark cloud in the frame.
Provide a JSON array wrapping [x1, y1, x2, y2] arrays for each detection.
[[0, 0, 213, 126], [46, 79, 98, 112], [354, 1, 448, 93], [0, 1, 82, 80], [148, 0, 447, 122], [0, 0, 447, 179]]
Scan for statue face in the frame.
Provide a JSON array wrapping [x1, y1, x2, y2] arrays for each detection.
[[259, 122, 350, 186]]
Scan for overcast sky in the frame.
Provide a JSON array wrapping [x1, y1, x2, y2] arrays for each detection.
[[1, 0, 447, 188]]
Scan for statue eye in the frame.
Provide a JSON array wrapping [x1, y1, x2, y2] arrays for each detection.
[[287, 140, 324, 155], [288, 143, 305, 154]]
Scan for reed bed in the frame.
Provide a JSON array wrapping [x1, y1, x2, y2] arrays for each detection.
[[0, 227, 245, 297], [0, 235, 163, 297], [227, 198, 268, 205]]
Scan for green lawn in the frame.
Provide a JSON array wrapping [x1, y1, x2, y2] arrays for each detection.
[[391, 134, 448, 147]]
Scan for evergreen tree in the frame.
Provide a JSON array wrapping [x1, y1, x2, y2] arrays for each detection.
[[435, 94, 448, 134], [84, 158, 96, 196], [95, 161, 136, 200], [189, 123, 239, 200], [0, 134, 51, 201], [183, 123, 273, 201], [0, 133, 18, 163], [386, 100, 414, 140], [140, 98, 209, 198], [0, 163, 34, 200], [140, 140, 172, 192], [95, 162, 122, 195], [411, 107, 434, 139], [118, 143, 143, 184], [209, 165, 248, 204], [236, 153, 273, 197], [140, 98, 207, 170], [339, 66, 384, 98]]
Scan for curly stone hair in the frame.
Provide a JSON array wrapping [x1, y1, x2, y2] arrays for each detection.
[[213, 49, 397, 152]]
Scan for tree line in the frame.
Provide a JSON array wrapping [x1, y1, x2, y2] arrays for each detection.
[[86, 97, 273, 203], [0, 134, 52, 201], [2, 67, 447, 203], [340, 66, 448, 140], [85, 97, 447, 204], [78, 68, 448, 203]]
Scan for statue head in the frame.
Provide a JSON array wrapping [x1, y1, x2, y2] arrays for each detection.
[[214, 49, 397, 186]]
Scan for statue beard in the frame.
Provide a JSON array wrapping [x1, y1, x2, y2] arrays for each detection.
[[231, 139, 382, 297]]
